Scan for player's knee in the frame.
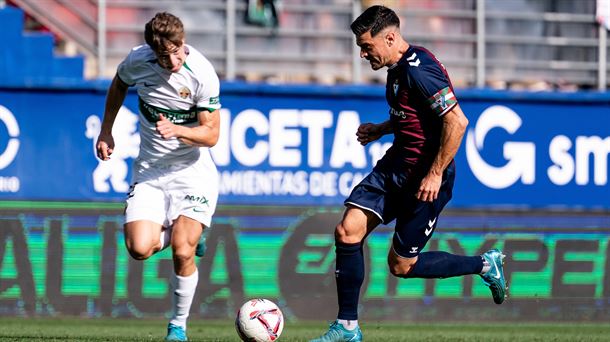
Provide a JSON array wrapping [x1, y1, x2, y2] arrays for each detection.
[[388, 256, 417, 278], [172, 246, 195, 265], [126, 242, 153, 260], [334, 222, 362, 244]]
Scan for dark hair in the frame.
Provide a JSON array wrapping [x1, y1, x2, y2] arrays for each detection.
[[350, 5, 400, 37], [144, 12, 185, 52]]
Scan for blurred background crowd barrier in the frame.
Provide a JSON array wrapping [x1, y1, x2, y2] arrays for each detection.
[[2, 0, 609, 90]]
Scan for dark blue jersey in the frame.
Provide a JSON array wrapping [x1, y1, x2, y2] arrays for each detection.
[[383, 45, 457, 174]]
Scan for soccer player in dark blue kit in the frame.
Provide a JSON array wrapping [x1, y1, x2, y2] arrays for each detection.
[[310, 6, 507, 342]]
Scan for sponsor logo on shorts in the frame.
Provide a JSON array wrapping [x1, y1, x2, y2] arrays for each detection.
[[184, 194, 209, 207]]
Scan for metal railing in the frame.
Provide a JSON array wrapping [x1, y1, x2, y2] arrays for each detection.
[[10, 0, 610, 90]]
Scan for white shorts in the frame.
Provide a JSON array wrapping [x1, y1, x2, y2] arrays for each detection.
[[125, 157, 218, 228]]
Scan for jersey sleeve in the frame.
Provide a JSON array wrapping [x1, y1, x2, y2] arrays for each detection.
[[195, 69, 221, 112], [407, 61, 457, 116], [116, 50, 137, 86]]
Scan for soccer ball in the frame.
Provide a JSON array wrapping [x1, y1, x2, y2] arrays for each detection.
[[235, 298, 284, 342]]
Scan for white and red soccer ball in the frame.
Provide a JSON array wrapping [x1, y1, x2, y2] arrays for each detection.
[[235, 299, 284, 341]]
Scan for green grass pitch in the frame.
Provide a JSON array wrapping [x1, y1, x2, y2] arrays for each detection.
[[0, 318, 609, 341]]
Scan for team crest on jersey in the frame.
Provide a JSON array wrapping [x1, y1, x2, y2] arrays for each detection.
[[178, 86, 191, 99], [393, 79, 399, 96]]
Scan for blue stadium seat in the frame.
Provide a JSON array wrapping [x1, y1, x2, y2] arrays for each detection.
[[0, 5, 84, 86]]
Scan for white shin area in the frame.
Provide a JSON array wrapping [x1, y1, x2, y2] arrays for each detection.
[[169, 269, 199, 329]]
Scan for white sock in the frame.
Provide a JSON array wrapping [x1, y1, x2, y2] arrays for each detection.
[[159, 227, 172, 252], [337, 319, 358, 330], [169, 269, 198, 329]]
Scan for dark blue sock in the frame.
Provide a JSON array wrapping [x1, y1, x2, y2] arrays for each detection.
[[403, 251, 483, 279], [335, 241, 364, 320]]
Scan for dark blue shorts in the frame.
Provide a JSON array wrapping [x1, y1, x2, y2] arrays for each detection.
[[344, 159, 455, 258]]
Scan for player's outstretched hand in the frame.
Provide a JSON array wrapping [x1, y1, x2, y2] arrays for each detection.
[[96, 133, 114, 161], [356, 123, 382, 146]]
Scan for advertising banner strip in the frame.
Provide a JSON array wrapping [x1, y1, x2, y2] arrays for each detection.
[[0, 84, 608, 209], [1, 205, 610, 320]]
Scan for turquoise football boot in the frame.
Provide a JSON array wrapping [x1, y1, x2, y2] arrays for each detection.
[[195, 233, 206, 257], [480, 248, 508, 304], [309, 320, 363, 342], [165, 323, 188, 341]]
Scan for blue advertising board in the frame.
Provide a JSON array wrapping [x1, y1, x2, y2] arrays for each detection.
[[0, 83, 608, 209]]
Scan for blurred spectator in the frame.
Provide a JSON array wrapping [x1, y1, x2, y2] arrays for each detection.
[[556, 79, 579, 92], [246, 0, 279, 28], [599, 0, 610, 29]]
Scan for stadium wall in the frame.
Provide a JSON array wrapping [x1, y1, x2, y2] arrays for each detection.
[[0, 83, 609, 320]]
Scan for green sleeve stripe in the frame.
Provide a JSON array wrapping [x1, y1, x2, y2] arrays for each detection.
[[197, 107, 218, 113]]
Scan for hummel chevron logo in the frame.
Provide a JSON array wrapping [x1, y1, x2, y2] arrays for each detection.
[[407, 52, 420, 67], [424, 217, 436, 236]]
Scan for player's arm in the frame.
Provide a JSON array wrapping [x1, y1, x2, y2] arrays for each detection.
[[156, 108, 220, 147], [417, 104, 468, 202], [356, 119, 393, 146], [96, 73, 129, 160]]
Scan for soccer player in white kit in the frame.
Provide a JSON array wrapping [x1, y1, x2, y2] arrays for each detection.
[[95, 12, 220, 341]]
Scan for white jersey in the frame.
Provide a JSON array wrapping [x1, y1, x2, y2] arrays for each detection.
[[117, 44, 221, 166]]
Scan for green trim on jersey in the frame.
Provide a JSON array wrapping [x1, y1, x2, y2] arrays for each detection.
[[182, 62, 192, 73], [138, 98, 202, 124]]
